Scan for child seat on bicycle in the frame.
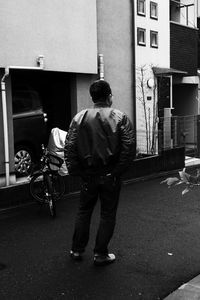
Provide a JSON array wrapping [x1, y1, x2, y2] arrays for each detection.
[[47, 128, 68, 176]]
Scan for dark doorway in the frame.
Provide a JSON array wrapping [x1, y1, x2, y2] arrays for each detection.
[[157, 76, 170, 152], [157, 76, 170, 118]]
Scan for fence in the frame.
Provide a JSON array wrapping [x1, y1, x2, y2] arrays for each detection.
[[136, 115, 200, 158]]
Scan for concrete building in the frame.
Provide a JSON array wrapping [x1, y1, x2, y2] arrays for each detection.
[[197, 1, 200, 114], [0, 0, 198, 189], [135, 0, 199, 155], [135, 0, 170, 154], [170, 0, 199, 156], [0, 0, 136, 187]]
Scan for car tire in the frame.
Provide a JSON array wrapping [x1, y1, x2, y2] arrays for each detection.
[[14, 145, 35, 176]]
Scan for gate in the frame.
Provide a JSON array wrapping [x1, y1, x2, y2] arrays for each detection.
[[159, 115, 200, 158]]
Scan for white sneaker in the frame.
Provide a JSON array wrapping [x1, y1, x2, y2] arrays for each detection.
[[94, 253, 116, 266], [70, 250, 82, 261]]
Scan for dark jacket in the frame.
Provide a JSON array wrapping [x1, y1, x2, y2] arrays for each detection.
[[64, 102, 135, 177]]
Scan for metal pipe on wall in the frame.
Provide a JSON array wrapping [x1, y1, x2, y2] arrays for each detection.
[[1, 59, 44, 186], [1, 68, 10, 186], [99, 54, 104, 80], [170, 75, 173, 109]]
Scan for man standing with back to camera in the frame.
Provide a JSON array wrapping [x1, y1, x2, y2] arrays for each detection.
[[64, 79, 135, 266]]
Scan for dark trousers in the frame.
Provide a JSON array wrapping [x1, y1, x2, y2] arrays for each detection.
[[71, 175, 121, 255]]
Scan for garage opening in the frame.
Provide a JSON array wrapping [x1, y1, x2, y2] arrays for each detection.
[[11, 69, 72, 177]]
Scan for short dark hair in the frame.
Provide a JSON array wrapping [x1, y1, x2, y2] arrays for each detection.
[[89, 80, 112, 102]]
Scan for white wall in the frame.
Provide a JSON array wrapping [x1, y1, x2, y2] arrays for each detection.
[[0, 0, 97, 74], [197, 0, 200, 17], [135, 0, 170, 152], [72, 0, 134, 124], [135, 1, 170, 68], [96, 0, 134, 120]]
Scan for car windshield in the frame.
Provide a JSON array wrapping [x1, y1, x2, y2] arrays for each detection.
[[12, 90, 42, 115]]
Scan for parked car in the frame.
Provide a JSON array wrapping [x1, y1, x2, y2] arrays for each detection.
[[12, 88, 48, 176]]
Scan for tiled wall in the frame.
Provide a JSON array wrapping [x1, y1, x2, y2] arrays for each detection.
[[170, 22, 198, 76]]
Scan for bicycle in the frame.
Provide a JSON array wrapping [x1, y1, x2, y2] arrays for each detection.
[[29, 145, 65, 217]]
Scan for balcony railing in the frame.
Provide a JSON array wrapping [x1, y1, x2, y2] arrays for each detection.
[[170, 0, 196, 28]]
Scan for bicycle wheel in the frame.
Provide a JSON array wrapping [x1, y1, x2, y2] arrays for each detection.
[[29, 173, 47, 203], [46, 175, 56, 217]]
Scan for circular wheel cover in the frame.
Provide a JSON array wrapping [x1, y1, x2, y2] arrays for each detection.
[[14, 149, 32, 175]]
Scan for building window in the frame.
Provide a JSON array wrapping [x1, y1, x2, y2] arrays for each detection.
[[170, 0, 195, 27], [137, 28, 146, 46], [150, 30, 158, 48], [150, 2, 158, 19], [137, 0, 146, 16]]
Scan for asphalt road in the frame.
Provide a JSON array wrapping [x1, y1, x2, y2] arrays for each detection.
[[1, 175, 200, 300]]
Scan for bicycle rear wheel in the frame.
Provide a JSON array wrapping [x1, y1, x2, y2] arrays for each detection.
[[30, 173, 65, 203], [51, 174, 65, 200], [29, 173, 47, 203]]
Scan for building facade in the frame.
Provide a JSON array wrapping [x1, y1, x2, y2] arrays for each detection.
[[135, 0, 170, 154], [0, 0, 136, 187], [197, 1, 200, 114], [135, 0, 199, 154], [0, 0, 198, 188]]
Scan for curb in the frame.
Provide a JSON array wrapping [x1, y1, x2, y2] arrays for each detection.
[[164, 274, 200, 299], [0, 167, 191, 214], [0, 163, 199, 214]]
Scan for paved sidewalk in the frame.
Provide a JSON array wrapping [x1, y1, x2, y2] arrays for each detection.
[[162, 156, 200, 299], [164, 275, 200, 299], [185, 156, 200, 168]]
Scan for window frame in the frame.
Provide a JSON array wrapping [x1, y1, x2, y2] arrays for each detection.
[[137, 0, 146, 17], [150, 1, 158, 20], [150, 30, 158, 48], [137, 27, 146, 46]]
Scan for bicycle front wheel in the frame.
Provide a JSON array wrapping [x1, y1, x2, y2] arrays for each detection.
[[29, 173, 47, 203], [46, 175, 56, 217]]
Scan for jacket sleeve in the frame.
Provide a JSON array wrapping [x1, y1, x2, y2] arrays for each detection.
[[112, 114, 135, 176], [64, 119, 81, 176]]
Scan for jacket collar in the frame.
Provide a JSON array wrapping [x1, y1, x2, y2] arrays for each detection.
[[93, 102, 110, 108]]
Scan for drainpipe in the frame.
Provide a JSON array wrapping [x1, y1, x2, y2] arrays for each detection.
[[99, 54, 104, 80], [1, 68, 10, 186], [130, 0, 136, 157], [170, 75, 173, 110], [1, 56, 45, 186]]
